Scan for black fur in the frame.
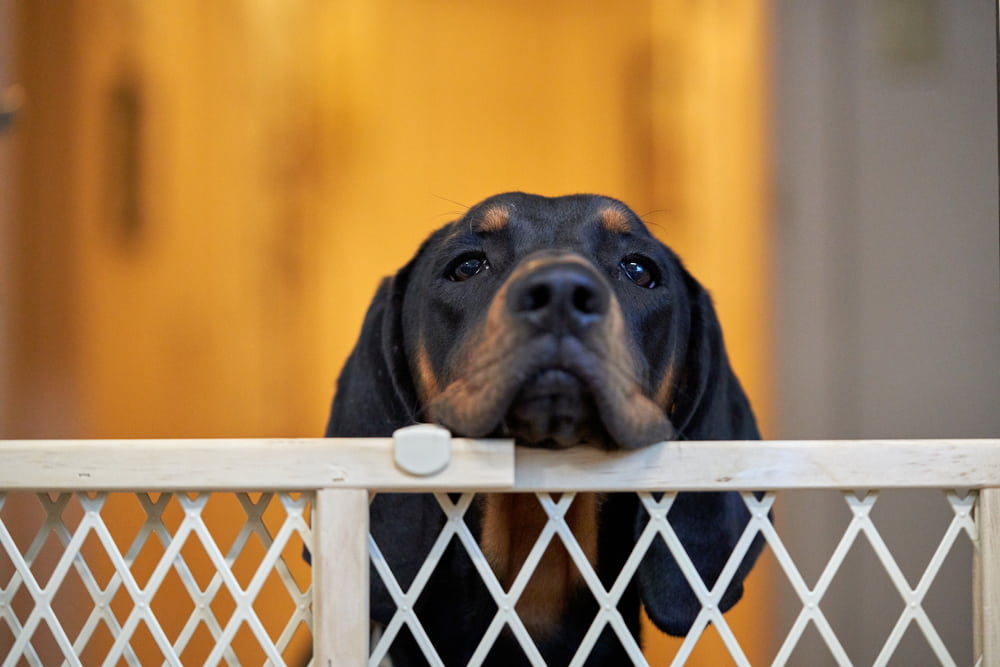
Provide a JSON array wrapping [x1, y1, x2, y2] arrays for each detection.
[[325, 193, 765, 665]]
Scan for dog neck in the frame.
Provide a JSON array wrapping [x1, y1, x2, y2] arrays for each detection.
[[479, 492, 601, 637]]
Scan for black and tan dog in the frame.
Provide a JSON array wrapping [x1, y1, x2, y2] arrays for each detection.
[[326, 192, 765, 665]]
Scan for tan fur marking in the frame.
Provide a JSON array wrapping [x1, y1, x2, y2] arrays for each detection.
[[512, 253, 596, 279], [599, 206, 631, 234], [478, 205, 510, 233], [480, 492, 601, 637], [425, 280, 513, 427], [654, 363, 677, 409], [603, 300, 673, 440], [414, 340, 441, 403], [434, 254, 605, 427], [430, 253, 671, 441]]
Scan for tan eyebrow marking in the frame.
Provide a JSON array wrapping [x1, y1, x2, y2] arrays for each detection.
[[478, 205, 510, 233], [599, 206, 632, 234]]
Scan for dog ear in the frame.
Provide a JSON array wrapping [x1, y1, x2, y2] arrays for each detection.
[[636, 267, 766, 636], [670, 267, 759, 441], [325, 256, 449, 624], [325, 265, 419, 438]]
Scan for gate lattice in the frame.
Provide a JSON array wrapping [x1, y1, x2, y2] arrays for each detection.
[[1, 438, 998, 666]]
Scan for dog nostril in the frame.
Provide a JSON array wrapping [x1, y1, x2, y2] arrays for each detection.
[[524, 284, 551, 312], [572, 284, 600, 315]]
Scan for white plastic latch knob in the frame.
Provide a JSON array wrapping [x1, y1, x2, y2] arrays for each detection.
[[393, 423, 452, 476]]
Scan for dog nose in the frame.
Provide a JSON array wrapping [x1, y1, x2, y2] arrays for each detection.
[[507, 261, 609, 334]]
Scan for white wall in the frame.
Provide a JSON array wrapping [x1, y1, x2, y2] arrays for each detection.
[[771, 0, 998, 662]]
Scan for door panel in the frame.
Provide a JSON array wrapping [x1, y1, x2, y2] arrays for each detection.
[[8, 1, 771, 662]]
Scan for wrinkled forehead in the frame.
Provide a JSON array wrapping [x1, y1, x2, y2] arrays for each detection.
[[449, 193, 650, 248]]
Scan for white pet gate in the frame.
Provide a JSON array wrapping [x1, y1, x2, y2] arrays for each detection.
[[1, 435, 998, 666]]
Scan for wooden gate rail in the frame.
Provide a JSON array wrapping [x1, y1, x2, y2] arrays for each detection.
[[1, 438, 998, 665]]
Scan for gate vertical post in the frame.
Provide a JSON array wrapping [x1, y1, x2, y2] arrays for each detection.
[[313, 488, 369, 666], [975, 487, 1000, 666]]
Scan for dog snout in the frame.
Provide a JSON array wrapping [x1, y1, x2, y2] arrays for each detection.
[[507, 260, 609, 335]]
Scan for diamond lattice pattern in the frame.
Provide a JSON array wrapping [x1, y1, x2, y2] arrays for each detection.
[[0, 492, 313, 666], [0, 489, 980, 665], [368, 490, 979, 666]]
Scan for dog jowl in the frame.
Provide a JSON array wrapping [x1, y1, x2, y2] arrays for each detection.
[[326, 192, 765, 665]]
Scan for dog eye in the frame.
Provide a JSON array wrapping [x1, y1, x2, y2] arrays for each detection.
[[447, 254, 490, 281], [620, 256, 658, 288]]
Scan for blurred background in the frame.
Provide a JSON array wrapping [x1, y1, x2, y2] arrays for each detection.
[[0, 0, 996, 664]]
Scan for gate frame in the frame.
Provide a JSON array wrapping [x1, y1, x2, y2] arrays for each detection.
[[1, 437, 998, 665]]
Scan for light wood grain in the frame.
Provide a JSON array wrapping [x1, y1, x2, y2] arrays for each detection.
[[312, 489, 368, 666], [0, 438, 514, 491], [514, 439, 1000, 491], [1, 438, 998, 492], [975, 487, 1000, 666]]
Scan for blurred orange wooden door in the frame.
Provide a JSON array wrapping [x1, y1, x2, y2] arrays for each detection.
[[8, 0, 770, 663]]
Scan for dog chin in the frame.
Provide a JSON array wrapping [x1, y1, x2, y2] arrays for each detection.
[[502, 368, 608, 449]]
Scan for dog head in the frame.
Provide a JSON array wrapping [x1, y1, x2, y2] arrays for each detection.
[[325, 192, 762, 648], [328, 191, 756, 448]]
